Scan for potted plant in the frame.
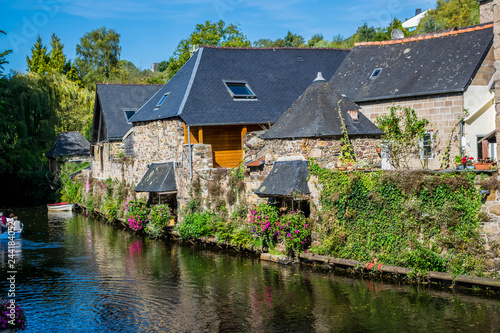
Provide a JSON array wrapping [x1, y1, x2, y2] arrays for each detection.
[[453, 155, 462, 169], [345, 159, 355, 171], [474, 158, 496, 170], [337, 160, 346, 171], [0, 300, 27, 332]]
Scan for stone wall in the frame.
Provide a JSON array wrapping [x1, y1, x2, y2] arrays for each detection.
[[243, 130, 382, 206], [92, 141, 124, 180], [358, 93, 465, 169], [480, 0, 493, 24]]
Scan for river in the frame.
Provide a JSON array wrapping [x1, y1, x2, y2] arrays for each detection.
[[0, 206, 499, 332]]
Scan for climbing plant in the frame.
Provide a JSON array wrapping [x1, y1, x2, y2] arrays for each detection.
[[375, 106, 432, 169], [309, 160, 487, 277]]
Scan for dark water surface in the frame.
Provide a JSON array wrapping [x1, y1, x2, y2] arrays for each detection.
[[0, 207, 499, 333]]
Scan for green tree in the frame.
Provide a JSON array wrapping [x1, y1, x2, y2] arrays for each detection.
[[0, 30, 13, 76], [48, 33, 66, 73], [417, 0, 479, 33], [252, 38, 275, 47], [307, 33, 329, 48], [26, 35, 49, 74], [352, 23, 376, 43], [167, 20, 250, 76], [284, 31, 305, 47], [329, 34, 353, 49], [372, 19, 408, 41], [76, 27, 121, 88]]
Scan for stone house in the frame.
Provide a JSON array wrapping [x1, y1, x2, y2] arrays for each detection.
[[332, 23, 495, 169], [126, 46, 350, 208], [46, 131, 90, 173], [90, 83, 162, 180], [245, 73, 383, 211]]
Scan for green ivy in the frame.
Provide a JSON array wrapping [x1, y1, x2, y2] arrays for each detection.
[[309, 160, 486, 276]]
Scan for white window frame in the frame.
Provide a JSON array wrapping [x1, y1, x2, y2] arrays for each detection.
[[419, 131, 434, 159]]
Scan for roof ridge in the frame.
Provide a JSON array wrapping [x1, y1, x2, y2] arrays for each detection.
[[96, 83, 164, 86], [354, 23, 493, 47], [199, 45, 352, 51]]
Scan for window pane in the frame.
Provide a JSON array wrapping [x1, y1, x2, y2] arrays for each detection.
[[227, 84, 252, 96]]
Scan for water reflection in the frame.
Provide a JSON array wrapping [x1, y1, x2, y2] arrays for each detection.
[[0, 207, 499, 332]]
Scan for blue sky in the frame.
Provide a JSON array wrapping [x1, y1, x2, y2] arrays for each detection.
[[1, 0, 434, 73]]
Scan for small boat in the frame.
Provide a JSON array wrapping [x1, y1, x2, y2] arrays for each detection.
[[0, 226, 23, 240], [47, 202, 74, 211]]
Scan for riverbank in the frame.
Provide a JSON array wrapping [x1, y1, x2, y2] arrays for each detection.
[[77, 204, 500, 293]]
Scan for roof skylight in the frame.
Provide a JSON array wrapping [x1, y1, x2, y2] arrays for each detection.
[[370, 68, 382, 79], [156, 92, 170, 108], [224, 81, 257, 100], [123, 108, 138, 121]]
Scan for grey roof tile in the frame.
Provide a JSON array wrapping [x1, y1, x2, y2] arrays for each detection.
[[95, 84, 163, 140], [46, 132, 90, 157], [255, 160, 310, 197], [134, 162, 177, 193], [262, 78, 383, 139], [331, 25, 493, 102], [130, 47, 350, 125]]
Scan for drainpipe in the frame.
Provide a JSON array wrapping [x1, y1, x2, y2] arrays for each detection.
[[188, 125, 192, 180], [107, 141, 110, 161], [459, 119, 464, 158]]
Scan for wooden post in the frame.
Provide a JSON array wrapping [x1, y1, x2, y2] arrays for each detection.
[[198, 127, 203, 144]]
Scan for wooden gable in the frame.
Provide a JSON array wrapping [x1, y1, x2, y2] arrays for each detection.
[[184, 124, 261, 168]]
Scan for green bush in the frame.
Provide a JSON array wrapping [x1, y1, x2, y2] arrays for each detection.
[[146, 204, 172, 238], [177, 211, 217, 239]]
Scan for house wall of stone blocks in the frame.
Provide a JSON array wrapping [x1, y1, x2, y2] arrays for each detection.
[[360, 93, 467, 169], [242, 130, 382, 208]]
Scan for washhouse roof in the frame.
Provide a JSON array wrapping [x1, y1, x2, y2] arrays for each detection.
[[46, 132, 90, 157], [255, 160, 310, 197], [134, 162, 177, 193], [331, 23, 493, 103], [261, 75, 383, 139], [129, 46, 351, 126]]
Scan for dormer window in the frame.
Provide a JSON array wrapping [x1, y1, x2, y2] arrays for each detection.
[[156, 92, 170, 108], [224, 81, 257, 100], [123, 108, 138, 121], [370, 68, 382, 79]]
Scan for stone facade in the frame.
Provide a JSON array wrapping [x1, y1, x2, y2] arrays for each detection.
[[243, 130, 382, 206], [480, 0, 494, 24], [359, 93, 465, 169]]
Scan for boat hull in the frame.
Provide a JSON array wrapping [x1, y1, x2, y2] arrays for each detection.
[[47, 203, 74, 211], [0, 227, 23, 240]]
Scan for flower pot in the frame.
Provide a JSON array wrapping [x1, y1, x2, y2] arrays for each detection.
[[347, 166, 354, 171], [338, 167, 346, 171], [474, 163, 494, 170], [466, 165, 475, 170]]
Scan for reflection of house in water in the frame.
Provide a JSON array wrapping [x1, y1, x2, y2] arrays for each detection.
[[46, 131, 90, 173]]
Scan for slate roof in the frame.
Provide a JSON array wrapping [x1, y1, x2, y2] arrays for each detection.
[[255, 160, 310, 197], [134, 162, 177, 193], [94, 84, 162, 141], [129, 46, 350, 126], [331, 24, 493, 103], [261, 76, 383, 139], [46, 132, 90, 157]]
